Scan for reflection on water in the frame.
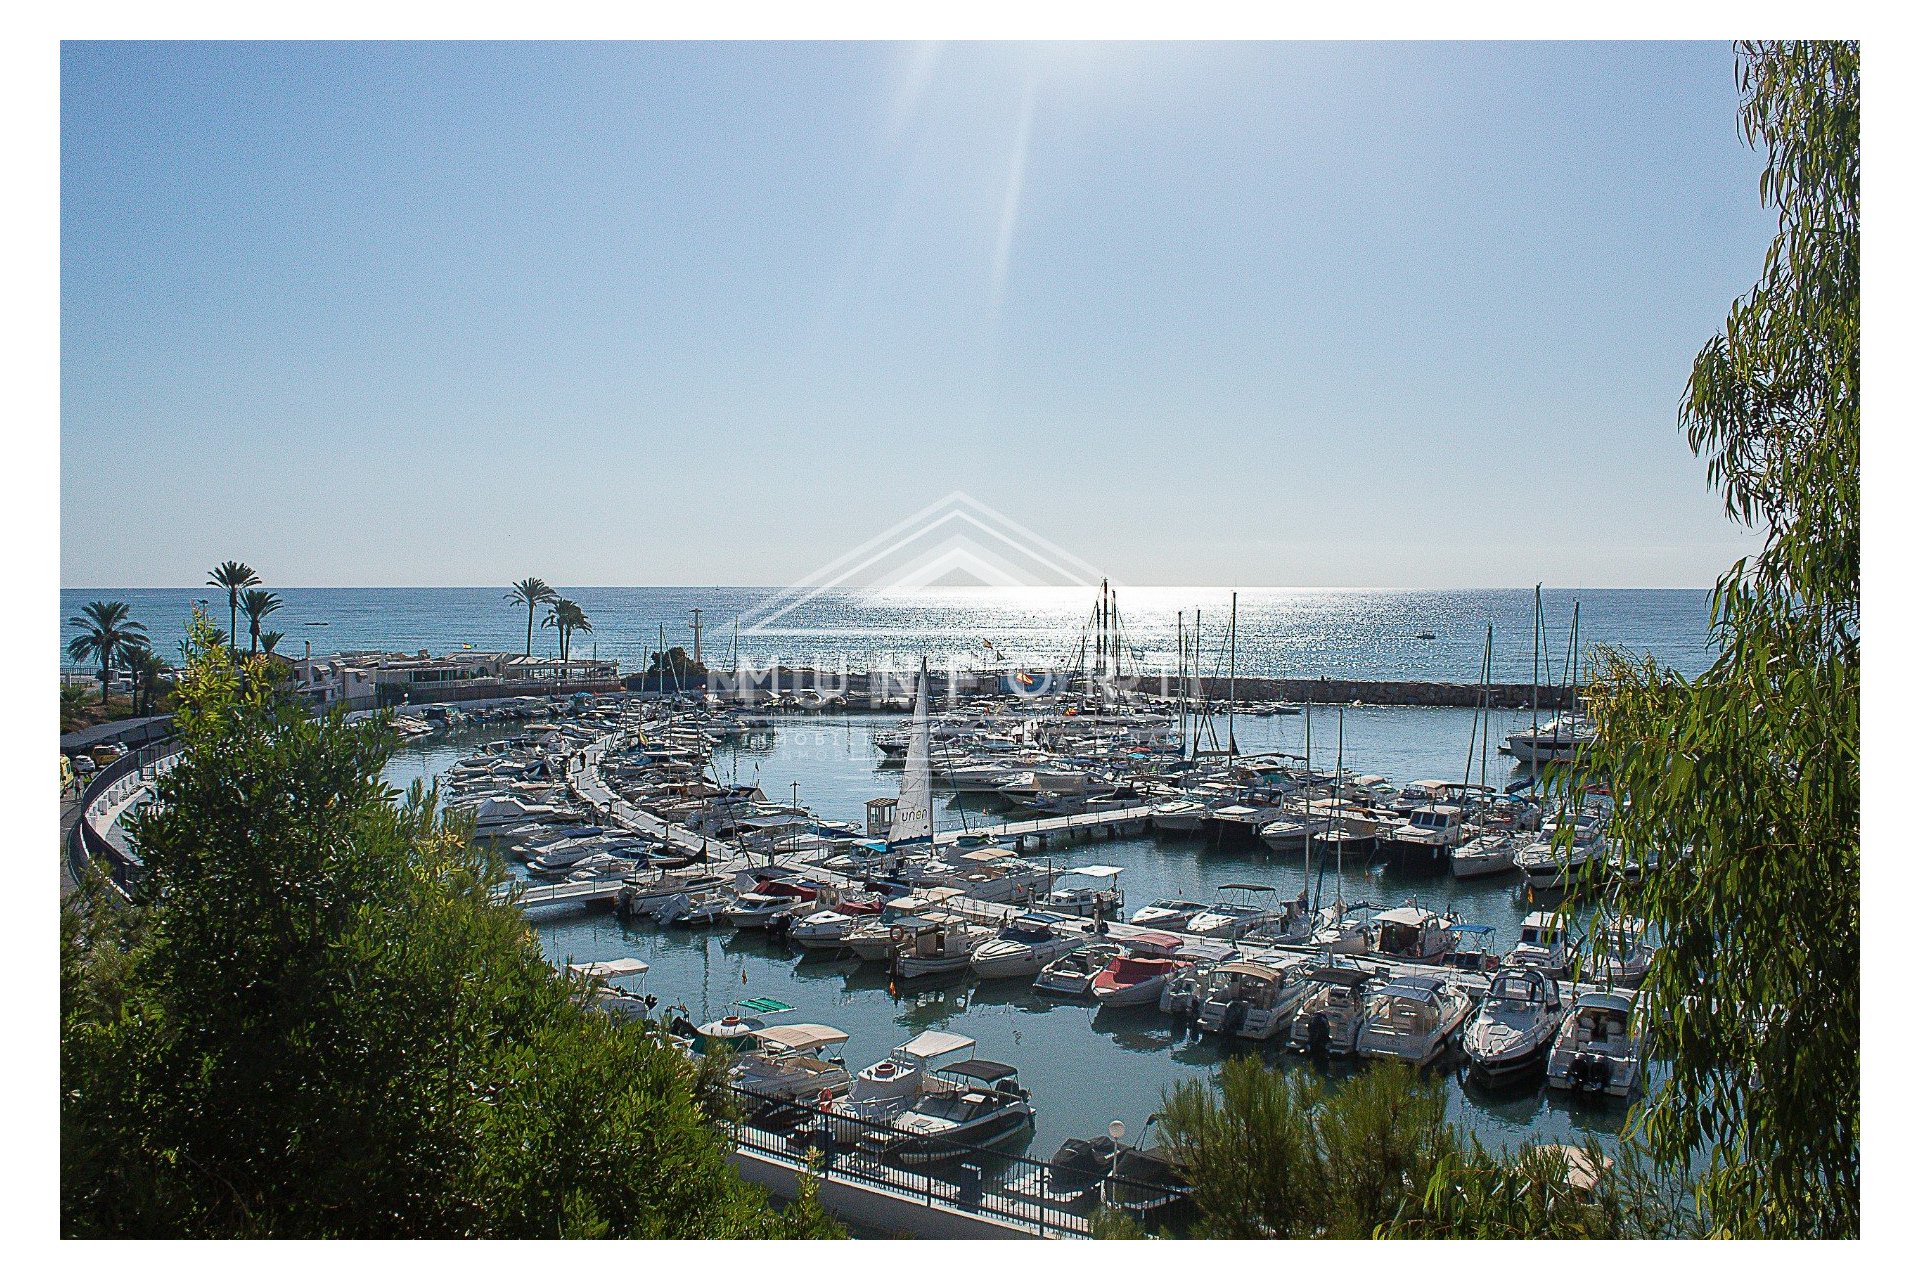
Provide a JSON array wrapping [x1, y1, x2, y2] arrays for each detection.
[[386, 712, 1643, 1160]]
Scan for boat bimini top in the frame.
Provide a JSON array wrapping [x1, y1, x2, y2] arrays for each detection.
[[896, 1030, 977, 1061]]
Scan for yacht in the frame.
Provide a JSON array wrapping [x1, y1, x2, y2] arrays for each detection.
[[1450, 829, 1519, 879], [1504, 713, 1597, 766], [1194, 959, 1315, 1041], [1033, 941, 1123, 999], [970, 914, 1082, 980], [1287, 965, 1376, 1057], [1356, 974, 1472, 1065], [843, 898, 960, 963], [1382, 804, 1466, 873], [1504, 910, 1572, 975], [1546, 992, 1644, 1098], [1206, 804, 1282, 844], [858, 1060, 1036, 1164], [1463, 967, 1568, 1081]]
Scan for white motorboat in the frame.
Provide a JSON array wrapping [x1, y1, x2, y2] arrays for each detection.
[[1194, 959, 1315, 1041], [1463, 967, 1568, 1080], [970, 914, 1082, 980], [617, 869, 731, 918], [1450, 829, 1519, 879], [1591, 916, 1657, 987], [725, 890, 803, 930], [1186, 884, 1284, 940], [1032, 941, 1123, 998], [1259, 812, 1335, 854], [1504, 910, 1572, 975], [1515, 813, 1607, 891], [653, 887, 733, 926], [1041, 865, 1125, 919], [788, 901, 885, 950], [567, 957, 651, 1022], [1128, 899, 1210, 931], [1367, 904, 1461, 963], [1149, 799, 1209, 834], [832, 1030, 978, 1123], [731, 1024, 854, 1103], [690, 998, 797, 1055], [1356, 974, 1472, 1065], [843, 894, 961, 962], [1546, 991, 1644, 1098], [889, 920, 990, 980], [1288, 965, 1376, 1056]]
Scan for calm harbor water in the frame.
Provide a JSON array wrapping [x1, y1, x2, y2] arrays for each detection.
[[386, 708, 1643, 1161], [63, 585, 1715, 685]]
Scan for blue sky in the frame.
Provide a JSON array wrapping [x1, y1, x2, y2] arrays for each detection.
[[61, 41, 1774, 589]]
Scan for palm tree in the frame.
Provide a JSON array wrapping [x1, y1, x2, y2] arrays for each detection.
[[207, 561, 260, 655], [260, 630, 286, 656], [565, 604, 593, 663], [241, 588, 284, 656], [541, 598, 592, 663], [66, 600, 147, 708], [123, 643, 173, 716], [507, 577, 557, 658]]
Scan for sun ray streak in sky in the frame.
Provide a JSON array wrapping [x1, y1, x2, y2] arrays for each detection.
[[989, 77, 1039, 312]]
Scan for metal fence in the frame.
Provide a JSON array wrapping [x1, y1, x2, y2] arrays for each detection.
[[718, 1083, 1188, 1238], [67, 738, 180, 897]]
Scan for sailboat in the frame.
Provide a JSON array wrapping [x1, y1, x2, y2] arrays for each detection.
[[879, 661, 991, 976]]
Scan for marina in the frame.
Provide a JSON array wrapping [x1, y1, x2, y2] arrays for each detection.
[[384, 649, 1648, 1181]]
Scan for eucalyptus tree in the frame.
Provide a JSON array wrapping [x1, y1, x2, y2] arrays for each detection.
[[507, 578, 557, 658], [1579, 40, 1859, 1238], [206, 562, 259, 655], [241, 589, 284, 657], [66, 600, 148, 708]]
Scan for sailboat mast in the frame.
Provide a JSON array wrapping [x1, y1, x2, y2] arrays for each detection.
[[1227, 591, 1238, 757], [1303, 690, 1314, 911], [1531, 584, 1542, 742], [1480, 624, 1493, 792]]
